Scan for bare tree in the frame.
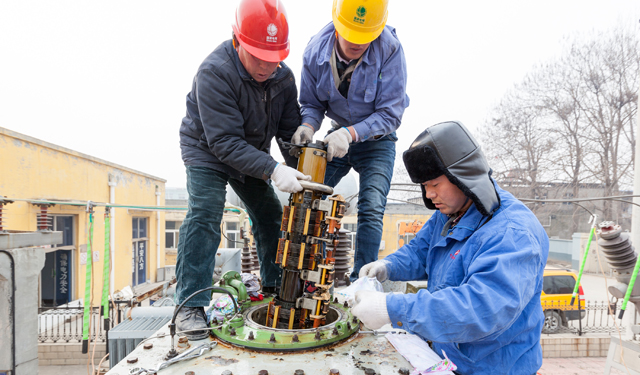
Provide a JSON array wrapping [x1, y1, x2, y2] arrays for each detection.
[[483, 26, 638, 227], [481, 79, 556, 207], [565, 28, 639, 219], [530, 60, 595, 233]]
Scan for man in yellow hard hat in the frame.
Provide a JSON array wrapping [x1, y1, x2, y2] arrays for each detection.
[[294, 0, 409, 281]]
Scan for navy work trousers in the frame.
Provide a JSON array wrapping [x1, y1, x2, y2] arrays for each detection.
[[324, 137, 395, 281], [175, 166, 282, 306]]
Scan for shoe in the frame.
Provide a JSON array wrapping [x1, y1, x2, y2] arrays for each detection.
[[175, 306, 209, 340], [261, 286, 280, 297]]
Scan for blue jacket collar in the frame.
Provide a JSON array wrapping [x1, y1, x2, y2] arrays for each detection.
[[438, 202, 487, 241]]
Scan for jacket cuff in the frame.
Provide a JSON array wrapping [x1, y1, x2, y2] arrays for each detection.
[[301, 115, 322, 132], [386, 293, 408, 329], [262, 158, 278, 180], [352, 122, 371, 142], [383, 257, 397, 280]]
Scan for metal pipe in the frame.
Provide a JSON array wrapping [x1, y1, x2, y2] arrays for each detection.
[[108, 175, 116, 295], [156, 186, 161, 273], [630, 68, 640, 340], [299, 180, 333, 195], [0, 250, 16, 375]]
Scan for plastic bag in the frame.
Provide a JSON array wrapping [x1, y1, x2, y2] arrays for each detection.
[[207, 294, 239, 323], [336, 277, 384, 305]]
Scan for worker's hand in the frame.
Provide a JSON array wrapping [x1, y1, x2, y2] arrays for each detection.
[[351, 290, 391, 330], [359, 260, 390, 282], [324, 127, 352, 162], [271, 164, 311, 193], [291, 124, 315, 145]]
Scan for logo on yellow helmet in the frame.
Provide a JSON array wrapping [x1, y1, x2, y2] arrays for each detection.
[[354, 6, 366, 24]]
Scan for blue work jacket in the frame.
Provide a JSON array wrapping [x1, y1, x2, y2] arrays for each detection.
[[385, 183, 549, 375], [300, 22, 409, 141]]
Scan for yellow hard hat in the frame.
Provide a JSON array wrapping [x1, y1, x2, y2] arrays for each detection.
[[332, 0, 388, 44]]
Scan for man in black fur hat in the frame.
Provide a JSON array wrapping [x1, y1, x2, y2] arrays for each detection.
[[352, 121, 549, 375]]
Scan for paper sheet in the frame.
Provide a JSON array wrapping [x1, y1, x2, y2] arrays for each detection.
[[385, 333, 456, 375]]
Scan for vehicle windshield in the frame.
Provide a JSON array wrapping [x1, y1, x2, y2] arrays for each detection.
[[543, 275, 575, 294]]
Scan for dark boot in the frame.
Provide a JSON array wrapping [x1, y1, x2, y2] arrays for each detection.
[[175, 306, 209, 340], [261, 286, 280, 297]]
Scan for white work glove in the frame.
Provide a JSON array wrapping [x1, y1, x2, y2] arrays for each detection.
[[351, 290, 391, 330], [291, 124, 315, 145], [359, 260, 390, 282], [270, 164, 311, 193], [324, 127, 352, 162]]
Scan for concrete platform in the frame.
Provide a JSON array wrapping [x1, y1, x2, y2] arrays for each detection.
[[40, 356, 629, 375]]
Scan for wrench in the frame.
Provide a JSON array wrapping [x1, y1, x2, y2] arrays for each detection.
[[128, 341, 217, 374]]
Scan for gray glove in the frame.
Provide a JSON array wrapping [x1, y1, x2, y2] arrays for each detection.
[[291, 124, 315, 145], [324, 127, 352, 162], [359, 260, 390, 282], [271, 164, 311, 193]]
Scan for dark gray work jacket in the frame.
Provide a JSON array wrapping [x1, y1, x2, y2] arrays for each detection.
[[179, 40, 300, 181]]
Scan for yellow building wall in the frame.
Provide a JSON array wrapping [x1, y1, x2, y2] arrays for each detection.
[[0, 127, 166, 304], [163, 211, 254, 266]]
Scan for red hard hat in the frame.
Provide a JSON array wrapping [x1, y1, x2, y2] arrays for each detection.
[[232, 0, 290, 63]]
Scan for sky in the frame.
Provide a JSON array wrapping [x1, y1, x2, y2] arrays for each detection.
[[1, 0, 639, 189]]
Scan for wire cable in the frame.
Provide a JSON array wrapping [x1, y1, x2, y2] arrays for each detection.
[[221, 231, 245, 245]]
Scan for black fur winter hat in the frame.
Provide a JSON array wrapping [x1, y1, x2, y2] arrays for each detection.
[[402, 121, 500, 216]]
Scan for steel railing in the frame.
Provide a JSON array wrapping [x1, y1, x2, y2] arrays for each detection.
[[38, 303, 127, 343], [541, 300, 631, 336], [37, 300, 639, 342]]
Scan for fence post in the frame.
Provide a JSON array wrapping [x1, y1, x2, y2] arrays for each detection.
[[577, 296, 583, 336]]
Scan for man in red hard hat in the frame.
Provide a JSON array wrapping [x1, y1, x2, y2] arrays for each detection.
[[176, 0, 308, 340]]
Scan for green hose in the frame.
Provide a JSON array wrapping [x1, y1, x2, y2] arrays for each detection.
[[82, 210, 94, 353], [618, 255, 640, 319], [571, 216, 596, 306], [101, 210, 111, 329]]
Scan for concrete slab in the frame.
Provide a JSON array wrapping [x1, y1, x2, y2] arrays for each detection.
[[41, 356, 630, 375], [106, 323, 412, 375]]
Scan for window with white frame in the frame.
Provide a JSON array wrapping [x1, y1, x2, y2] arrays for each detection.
[[165, 220, 181, 249], [225, 221, 242, 249]]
